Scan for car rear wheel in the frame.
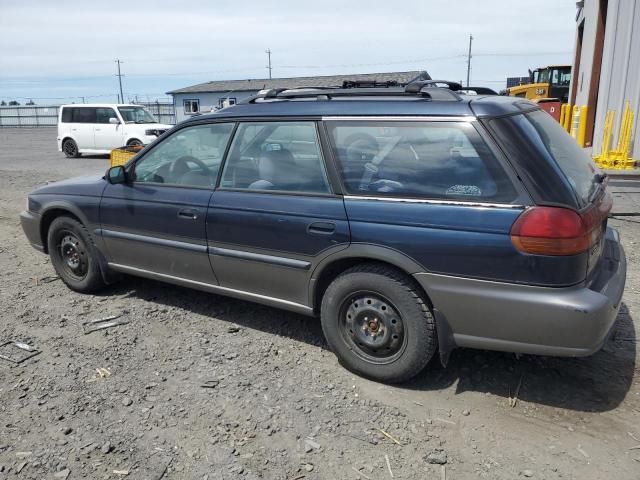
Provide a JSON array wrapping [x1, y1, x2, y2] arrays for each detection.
[[47, 216, 106, 293], [320, 263, 437, 383], [62, 139, 80, 158]]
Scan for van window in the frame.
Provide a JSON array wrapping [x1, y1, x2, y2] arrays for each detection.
[[221, 122, 330, 194], [61, 107, 72, 123], [71, 107, 97, 123], [327, 121, 517, 202]]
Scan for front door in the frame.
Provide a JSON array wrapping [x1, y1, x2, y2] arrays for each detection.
[[94, 107, 123, 150], [100, 122, 235, 284], [207, 121, 350, 308]]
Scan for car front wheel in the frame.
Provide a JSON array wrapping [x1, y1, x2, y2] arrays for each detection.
[[47, 216, 106, 293], [320, 263, 437, 383]]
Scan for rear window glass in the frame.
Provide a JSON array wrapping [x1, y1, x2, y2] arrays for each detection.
[[511, 110, 598, 206], [61, 107, 72, 123], [327, 121, 517, 202]]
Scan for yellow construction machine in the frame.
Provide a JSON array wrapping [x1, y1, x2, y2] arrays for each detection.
[[506, 65, 572, 103]]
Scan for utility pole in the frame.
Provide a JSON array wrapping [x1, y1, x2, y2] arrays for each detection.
[[115, 59, 125, 103], [466, 34, 473, 87], [265, 49, 272, 79]]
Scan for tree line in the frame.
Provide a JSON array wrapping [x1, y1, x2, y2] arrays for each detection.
[[0, 100, 36, 106]]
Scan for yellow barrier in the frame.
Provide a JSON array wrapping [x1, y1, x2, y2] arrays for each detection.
[[593, 101, 636, 170], [577, 106, 588, 147], [563, 103, 573, 132]]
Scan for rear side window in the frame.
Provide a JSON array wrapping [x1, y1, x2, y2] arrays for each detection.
[[61, 107, 72, 123], [221, 122, 331, 194], [327, 121, 517, 202], [517, 110, 598, 206], [70, 107, 97, 123]]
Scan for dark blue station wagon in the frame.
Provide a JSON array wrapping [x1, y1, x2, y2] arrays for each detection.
[[21, 82, 626, 382]]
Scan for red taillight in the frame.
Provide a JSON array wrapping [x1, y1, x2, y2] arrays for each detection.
[[510, 207, 591, 256]]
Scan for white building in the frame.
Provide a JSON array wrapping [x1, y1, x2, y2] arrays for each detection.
[[571, 0, 639, 160], [167, 71, 429, 123]]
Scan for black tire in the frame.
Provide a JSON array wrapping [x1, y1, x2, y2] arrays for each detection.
[[320, 263, 437, 383], [62, 139, 80, 158], [127, 138, 143, 147], [47, 216, 106, 293]]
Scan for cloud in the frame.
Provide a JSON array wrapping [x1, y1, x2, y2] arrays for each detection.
[[0, 0, 577, 100]]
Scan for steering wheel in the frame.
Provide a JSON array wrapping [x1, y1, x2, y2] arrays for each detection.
[[170, 155, 212, 180]]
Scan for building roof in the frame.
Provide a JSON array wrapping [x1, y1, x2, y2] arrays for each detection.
[[167, 71, 428, 95]]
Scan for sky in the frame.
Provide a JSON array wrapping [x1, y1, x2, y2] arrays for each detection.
[[0, 0, 579, 104]]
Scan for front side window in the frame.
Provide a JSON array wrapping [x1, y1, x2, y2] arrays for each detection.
[[132, 123, 234, 188], [220, 122, 331, 194], [118, 106, 157, 124], [327, 121, 517, 202], [96, 107, 117, 124], [184, 99, 200, 114]]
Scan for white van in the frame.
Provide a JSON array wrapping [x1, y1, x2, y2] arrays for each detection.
[[57, 104, 173, 157]]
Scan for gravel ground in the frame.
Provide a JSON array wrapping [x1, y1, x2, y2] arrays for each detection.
[[1, 128, 639, 480]]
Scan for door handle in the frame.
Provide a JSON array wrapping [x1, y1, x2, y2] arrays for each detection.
[[307, 222, 336, 235], [95, 128, 101, 131], [177, 209, 198, 220]]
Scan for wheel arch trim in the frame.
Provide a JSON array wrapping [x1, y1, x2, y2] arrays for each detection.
[[308, 243, 427, 310]]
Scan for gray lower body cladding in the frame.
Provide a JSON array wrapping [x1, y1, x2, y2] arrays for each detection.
[[414, 227, 626, 357]]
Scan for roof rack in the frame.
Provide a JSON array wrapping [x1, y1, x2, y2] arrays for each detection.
[[240, 79, 464, 104]]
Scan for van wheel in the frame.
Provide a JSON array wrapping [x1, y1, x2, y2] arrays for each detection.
[[127, 139, 143, 147], [320, 263, 437, 383], [47, 216, 106, 293], [62, 139, 80, 158]]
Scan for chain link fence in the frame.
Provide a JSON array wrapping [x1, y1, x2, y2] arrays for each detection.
[[0, 102, 176, 127]]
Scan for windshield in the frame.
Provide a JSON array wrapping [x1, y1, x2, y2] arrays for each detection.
[[118, 106, 157, 124], [537, 69, 550, 84], [520, 110, 599, 206]]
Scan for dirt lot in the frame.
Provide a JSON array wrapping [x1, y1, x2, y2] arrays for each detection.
[[0, 128, 639, 480]]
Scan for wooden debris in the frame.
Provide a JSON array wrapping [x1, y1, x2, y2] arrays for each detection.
[[376, 428, 402, 445], [385, 454, 394, 478]]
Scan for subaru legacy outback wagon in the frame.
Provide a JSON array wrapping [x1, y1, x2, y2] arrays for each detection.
[[21, 80, 626, 383]]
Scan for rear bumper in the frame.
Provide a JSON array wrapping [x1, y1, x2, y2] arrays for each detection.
[[20, 210, 45, 252], [414, 227, 626, 357]]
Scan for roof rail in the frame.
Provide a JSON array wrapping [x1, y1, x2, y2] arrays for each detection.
[[240, 82, 465, 104], [405, 80, 463, 93]]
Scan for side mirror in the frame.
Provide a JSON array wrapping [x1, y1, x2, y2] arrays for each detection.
[[109, 117, 120, 124], [106, 165, 126, 184]]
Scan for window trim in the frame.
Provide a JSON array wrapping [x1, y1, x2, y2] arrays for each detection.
[[183, 99, 200, 115], [324, 117, 523, 205], [127, 121, 236, 190], [217, 120, 335, 197]]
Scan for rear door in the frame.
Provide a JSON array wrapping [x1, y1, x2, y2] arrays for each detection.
[[94, 107, 124, 150], [70, 107, 97, 150], [207, 121, 350, 308], [325, 119, 534, 283]]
